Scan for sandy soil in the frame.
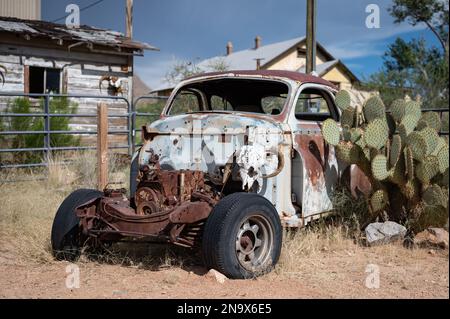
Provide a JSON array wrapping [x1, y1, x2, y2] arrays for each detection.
[[0, 242, 448, 299]]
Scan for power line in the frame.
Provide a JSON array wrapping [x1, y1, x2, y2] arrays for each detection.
[[50, 0, 106, 23]]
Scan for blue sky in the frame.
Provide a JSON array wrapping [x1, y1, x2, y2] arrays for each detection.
[[42, 0, 439, 89]]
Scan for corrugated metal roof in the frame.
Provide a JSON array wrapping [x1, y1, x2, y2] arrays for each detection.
[[0, 16, 158, 51], [197, 36, 306, 70]]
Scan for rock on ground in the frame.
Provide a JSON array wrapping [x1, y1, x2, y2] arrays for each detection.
[[414, 228, 449, 249], [365, 221, 407, 246], [205, 269, 228, 284]]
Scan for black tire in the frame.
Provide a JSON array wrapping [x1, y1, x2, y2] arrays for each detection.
[[51, 188, 102, 261], [202, 192, 282, 279]]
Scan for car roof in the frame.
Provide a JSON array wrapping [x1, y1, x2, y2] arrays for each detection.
[[185, 69, 337, 89]]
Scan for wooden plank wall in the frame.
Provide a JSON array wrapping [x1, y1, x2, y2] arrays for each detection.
[[0, 43, 133, 150]]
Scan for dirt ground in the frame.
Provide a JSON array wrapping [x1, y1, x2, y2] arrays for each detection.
[[0, 174, 448, 299], [0, 240, 448, 299]]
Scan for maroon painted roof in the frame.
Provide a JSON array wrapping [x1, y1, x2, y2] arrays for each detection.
[[186, 70, 337, 88]]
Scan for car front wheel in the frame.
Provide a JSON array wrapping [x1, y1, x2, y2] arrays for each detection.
[[202, 192, 282, 279]]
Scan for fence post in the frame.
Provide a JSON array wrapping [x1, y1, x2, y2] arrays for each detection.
[[43, 95, 50, 165], [97, 103, 108, 190]]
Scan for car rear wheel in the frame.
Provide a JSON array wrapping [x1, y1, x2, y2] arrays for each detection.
[[202, 192, 282, 279]]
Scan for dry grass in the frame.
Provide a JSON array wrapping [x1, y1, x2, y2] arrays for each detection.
[[0, 178, 65, 263], [275, 223, 359, 275], [2, 153, 442, 279], [0, 151, 129, 264]]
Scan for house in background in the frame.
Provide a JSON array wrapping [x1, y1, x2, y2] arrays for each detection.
[[0, 16, 157, 146], [0, 0, 41, 20], [153, 36, 371, 104]]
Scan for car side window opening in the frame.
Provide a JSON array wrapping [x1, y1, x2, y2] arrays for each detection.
[[294, 88, 337, 121], [167, 78, 289, 115]]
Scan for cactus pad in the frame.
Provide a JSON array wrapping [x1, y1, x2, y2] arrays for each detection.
[[416, 156, 440, 184], [437, 143, 449, 173], [416, 112, 441, 132], [372, 154, 389, 180], [398, 114, 419, 142], [350, 128, 363, 143], [406, 131, 427, 161], [364, 119, 389, 149], [363, 96, 385, 123], [418, 127, 440, 155], [405, 100, 422, 122], [423, 184, 447, 207], [390, 99, 406, 122], [389, 134, 402, 167], [335, 90, 351, 111], [369, 189, 388, 213], [389, 156, 406, 185], [341, 107, 355, 128], [404, 146, 414, 180], [322, 119, 340, 146], [442, 168, 449, 187], [335, 141, 360, 164]]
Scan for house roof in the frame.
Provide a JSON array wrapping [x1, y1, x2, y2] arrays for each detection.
[[153, 36, 359, 92], [197, 36, 306, 70], [298, 59, 359, 83], [297, 59, 339, 75], [0, 16, 158, 53]]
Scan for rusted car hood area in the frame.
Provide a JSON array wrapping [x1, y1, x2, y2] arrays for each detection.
[[139, 112, 286, 187]]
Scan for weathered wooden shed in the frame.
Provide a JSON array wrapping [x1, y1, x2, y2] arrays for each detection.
[[0, 16, 156, 147]]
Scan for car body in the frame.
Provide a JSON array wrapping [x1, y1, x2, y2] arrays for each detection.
[[137, 70, 360, 226], [52, 70, 370, 278]]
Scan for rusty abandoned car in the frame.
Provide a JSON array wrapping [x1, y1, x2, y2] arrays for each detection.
[[51, 70, 368, 278]]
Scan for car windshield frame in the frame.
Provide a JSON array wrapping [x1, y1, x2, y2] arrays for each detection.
[[164, 76, 292, 117]]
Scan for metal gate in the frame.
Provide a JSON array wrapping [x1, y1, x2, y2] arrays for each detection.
[[0, 92, 167, 172]]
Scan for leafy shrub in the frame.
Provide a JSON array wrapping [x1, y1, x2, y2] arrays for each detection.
[[1, 97, 80, 163]]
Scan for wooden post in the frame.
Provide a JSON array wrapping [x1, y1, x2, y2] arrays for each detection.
[[126, 0, 133, 39], [97, 103, 108, 190], [306, 0, 317, 74]]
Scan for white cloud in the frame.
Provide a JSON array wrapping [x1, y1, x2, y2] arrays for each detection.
[[325, 23, 427, 59]]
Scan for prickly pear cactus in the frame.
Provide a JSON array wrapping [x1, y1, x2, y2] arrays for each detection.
[[322, 90, 449, 231]]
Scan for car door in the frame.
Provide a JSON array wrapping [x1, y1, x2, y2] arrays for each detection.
[[289, 84, 340, 223]]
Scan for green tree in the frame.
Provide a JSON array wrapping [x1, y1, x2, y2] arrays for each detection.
[[367, 0, 449, 109], [389, 0, 448, 58], [165, 57, 229, 86]]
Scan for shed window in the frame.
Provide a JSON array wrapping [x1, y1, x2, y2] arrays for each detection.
[[28, 66, 61, 94]]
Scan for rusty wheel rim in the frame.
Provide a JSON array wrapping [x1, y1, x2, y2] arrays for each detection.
[[235, 214, 273, 272]]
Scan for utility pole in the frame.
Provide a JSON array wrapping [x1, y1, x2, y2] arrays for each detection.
[[306, 0, 316, 74], [125, 0, 134, 112], [126, 0, 133, 38]]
